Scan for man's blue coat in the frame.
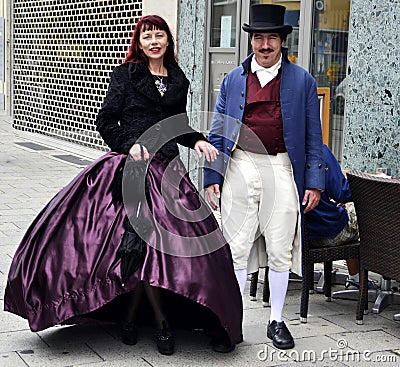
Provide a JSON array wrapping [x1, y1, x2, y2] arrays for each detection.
[[204, 51, 325, 204]]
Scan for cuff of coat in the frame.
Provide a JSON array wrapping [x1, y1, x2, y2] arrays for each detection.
[[203, 167, 223, 188], [304, 162, 326, 191]]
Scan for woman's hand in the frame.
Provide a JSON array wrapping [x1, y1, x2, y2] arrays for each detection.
[[194, 140, 219, 162], [129, 144, 149, 161], [206, 184, 220, 210]]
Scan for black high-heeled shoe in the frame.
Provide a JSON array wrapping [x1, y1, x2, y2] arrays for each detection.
[[121, 321, 138, 345], [155, 320, 175, 355]]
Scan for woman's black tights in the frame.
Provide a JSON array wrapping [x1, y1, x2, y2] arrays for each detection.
[[125, 281, 167, 329]]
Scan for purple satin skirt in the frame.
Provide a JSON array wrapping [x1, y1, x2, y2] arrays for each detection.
[[4, 152, 242, 345]]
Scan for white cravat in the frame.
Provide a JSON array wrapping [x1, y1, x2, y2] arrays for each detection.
[[251, 54, 282, 88]]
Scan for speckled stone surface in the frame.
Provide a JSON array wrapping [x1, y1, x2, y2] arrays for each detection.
[[176, 0, 207, 182], [343, 0, 400, 176], [177, 0, 207, 124]]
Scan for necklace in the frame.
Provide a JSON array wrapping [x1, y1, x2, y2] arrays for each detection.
[[154, 75, 167, 96]]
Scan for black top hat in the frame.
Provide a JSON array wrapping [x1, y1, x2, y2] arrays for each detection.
[[242, 4, 293, 35]]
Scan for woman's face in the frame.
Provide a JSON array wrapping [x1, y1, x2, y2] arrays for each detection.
[[139, 28, 169, 62]]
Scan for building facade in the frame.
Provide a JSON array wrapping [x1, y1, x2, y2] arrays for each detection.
[[5, 0, 399, 175], [342, 0, 399, 176]]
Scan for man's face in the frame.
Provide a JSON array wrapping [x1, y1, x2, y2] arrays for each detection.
[[251, 32, 284, 68]]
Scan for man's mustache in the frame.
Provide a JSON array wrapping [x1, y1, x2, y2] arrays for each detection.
[[259, 48, 274, 53]]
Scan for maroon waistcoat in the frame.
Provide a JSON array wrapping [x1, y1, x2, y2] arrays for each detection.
[[237, 69, 286, 155]]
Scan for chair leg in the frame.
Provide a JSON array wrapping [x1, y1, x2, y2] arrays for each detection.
[[262, 267, 270, 307], [300, 262, 312, 323], [249, 271, 259, 301], [356, 268, 369, 324], [308, 266, 315, 293], [324, 262, 333, 302]]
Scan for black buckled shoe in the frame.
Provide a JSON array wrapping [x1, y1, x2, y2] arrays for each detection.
[[155, 321, 175, 355], [121, 321, 138, 345], [267, 320, 294, 349]]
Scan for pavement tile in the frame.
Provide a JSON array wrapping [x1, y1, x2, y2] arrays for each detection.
[[77, 359, 151, 367], [287, 318, 348, 339], [143, 344, 295, 367], [343, 351, 399, 366], [264, 335, 352, 365], [37, 324, 117, 347], [323, 309, 399, 332], [0, 330, 45, 353], [328, 330, 400, 353], [242, 323, 267, 345], [0, 304, 30, 332], [0, 351, 29, 367], [17, 344, 103, 367]]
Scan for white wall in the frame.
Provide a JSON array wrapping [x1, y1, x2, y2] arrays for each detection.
[[142, 0, 178, 39]]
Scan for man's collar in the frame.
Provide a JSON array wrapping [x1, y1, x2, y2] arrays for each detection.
[[251, 54, 282, 74]]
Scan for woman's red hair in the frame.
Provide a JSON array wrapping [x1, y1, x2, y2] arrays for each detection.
[[123, 15, 178, 66]]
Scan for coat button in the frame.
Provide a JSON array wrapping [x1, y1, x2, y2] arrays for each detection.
[[318, 163, 323, 168], [231, 133, 236, 139], [307, 164, 311, 169], [227, 146, 231, 151], [240, 104, 243, 110], [236, 119, 241, 124], [155, 123, 161, 131], [241, 91, 244, 97]]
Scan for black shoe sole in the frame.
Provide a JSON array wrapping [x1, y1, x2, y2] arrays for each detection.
[[267, 333, 294, 350], [121, 338, 138, 346], [212, 343, 236, 353], [157, 347, 175, 356]]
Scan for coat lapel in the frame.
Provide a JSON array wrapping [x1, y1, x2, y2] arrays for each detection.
[[128, 62, 161, 103]]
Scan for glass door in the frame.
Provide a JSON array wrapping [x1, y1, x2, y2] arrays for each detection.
[[310, 0, 351, 161], [206, 0, 240, 115], [205, 0, 305, 121], [248, 0, 302, 63]]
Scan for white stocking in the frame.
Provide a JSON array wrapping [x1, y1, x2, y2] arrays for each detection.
[[268, 269, 289, 323], [235, 269, 248, 295]]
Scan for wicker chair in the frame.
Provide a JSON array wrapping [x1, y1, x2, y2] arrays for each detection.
[[248, 216, 360, 323], [347, 170, 400, 324], [299, 215, 360, 323]]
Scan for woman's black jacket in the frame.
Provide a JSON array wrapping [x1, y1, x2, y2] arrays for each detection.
[[96, 62, 205, 157]]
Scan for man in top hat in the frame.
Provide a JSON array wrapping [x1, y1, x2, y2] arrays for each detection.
[[204, 4, 325, 349]]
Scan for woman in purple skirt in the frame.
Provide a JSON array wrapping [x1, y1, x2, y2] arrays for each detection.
[[4, 15, 242, 355]]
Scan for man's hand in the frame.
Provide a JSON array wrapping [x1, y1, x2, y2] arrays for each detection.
[[206, 184, 220, 210], [302, 189, 321, 213]]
